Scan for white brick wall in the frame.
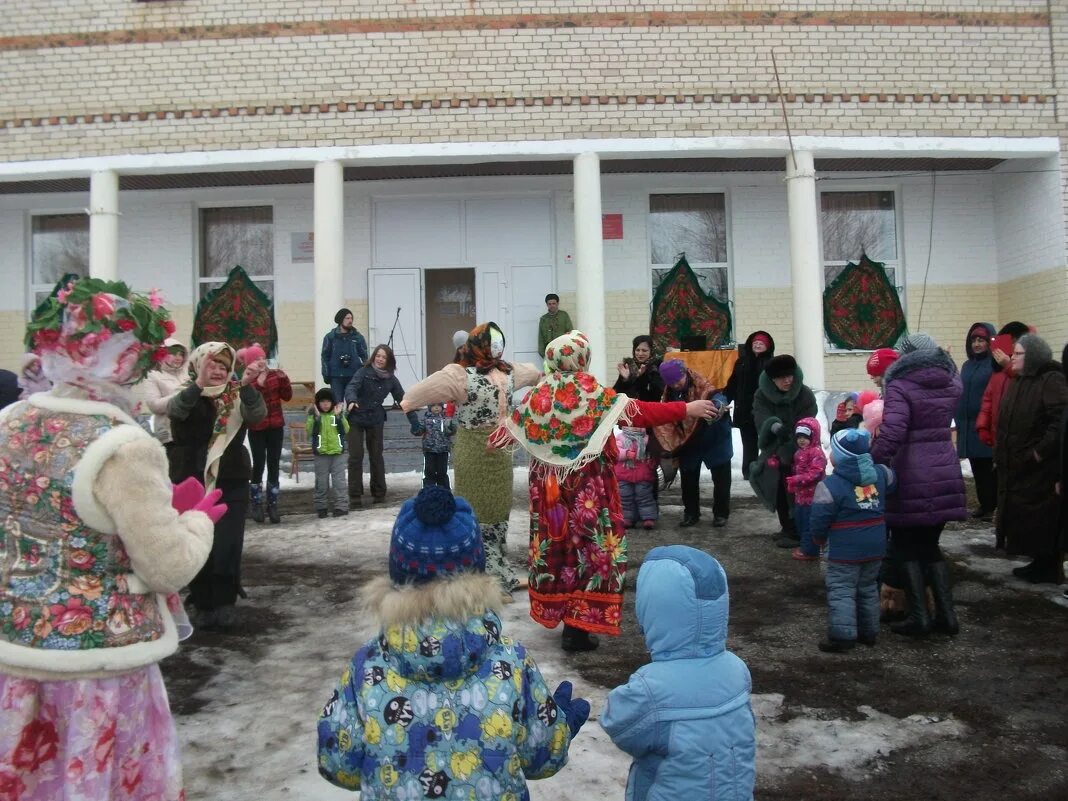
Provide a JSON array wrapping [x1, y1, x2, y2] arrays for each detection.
[[993, 155, 1066, 281]]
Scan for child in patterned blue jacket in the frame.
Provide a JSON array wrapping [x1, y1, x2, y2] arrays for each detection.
[[317, 486, 590, 799]]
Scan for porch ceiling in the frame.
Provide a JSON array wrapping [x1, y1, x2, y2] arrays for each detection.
[[0, 156, 1005, 194]]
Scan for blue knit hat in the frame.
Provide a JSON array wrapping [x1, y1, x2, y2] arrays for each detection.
[[389, 487, 484, 585], [831, 429, 877, 485]]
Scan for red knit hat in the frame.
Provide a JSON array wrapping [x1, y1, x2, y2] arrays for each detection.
[[865, 348, 899, 378]]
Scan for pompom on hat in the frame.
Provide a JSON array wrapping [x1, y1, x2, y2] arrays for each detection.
[[658, 359, 687, 385], [389, 487, 485, 585], [865, 348, 899, 378], [235, 343, 266, 366]]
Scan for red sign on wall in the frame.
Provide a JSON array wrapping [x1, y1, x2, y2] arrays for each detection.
[[602, 213, 624, 240]]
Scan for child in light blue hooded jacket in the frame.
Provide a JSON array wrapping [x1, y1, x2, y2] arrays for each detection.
[[601, 545, 756, 801]]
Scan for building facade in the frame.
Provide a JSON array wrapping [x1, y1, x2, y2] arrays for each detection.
[[2, 1, 1067, 390]]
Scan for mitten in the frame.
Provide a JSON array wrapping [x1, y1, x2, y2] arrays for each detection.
[[192, 488, 227, 524], [410, 421, 425, 436], [171, 477, 206, 514], [770, 421, 783, 435], [552, 680, 591, 737], [785, 476, 797, 493]]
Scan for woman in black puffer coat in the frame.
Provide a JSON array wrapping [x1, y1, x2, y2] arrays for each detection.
[[725, 330, 775, 479], [344, 344, 422, 507]]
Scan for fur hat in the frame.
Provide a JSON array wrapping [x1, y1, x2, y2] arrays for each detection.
[[315, 387, 335, 405], [334, 308, 353, 325], [897, 332, 937, 354], [658, 359, 687, 385], [389, 487, 484, 585], [865, 348, 899, 378], [764, 354, 797, 380]]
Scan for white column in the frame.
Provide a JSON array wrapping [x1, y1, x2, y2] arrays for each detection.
[[785, 151, 826, 389], [314, 160, 344, 388], [88, 169, 119, 281], [573, 152, 607, 381]]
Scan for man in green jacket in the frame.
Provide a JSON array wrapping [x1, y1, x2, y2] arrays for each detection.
[[538, 293, 574, 357]]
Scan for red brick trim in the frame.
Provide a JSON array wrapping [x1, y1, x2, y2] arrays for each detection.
[[0, 92, 1051, 130], [0, 10, 1048, 51]]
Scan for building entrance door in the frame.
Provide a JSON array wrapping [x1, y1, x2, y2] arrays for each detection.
[[424, 268, 476, 373]]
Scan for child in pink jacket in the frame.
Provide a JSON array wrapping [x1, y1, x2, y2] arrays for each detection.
[[614, 426, 659, 529], [786, 417, 827, 560]]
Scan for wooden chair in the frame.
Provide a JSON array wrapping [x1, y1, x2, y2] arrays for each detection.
[[289, 423, 316, 482]]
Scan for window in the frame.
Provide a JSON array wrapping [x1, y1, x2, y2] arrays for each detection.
[[821, 190, 899, 289], [649, 193, 729, 301], [199, 206, 274, 299], [30, 213, 89, 309]]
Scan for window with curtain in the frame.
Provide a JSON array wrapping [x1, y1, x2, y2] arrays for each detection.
[[199, 206, 274, 299], [821, 190, 899, 288], [30, 213, 89, 309], [649, 193, 730, 301]]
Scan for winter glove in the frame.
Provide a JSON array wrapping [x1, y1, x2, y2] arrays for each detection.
[[785, 475, 797, 493], [552, 680, 591, 737], [171, 477, 228, 524], [770, 421, 784, 435], [410, 421, 425, 436]]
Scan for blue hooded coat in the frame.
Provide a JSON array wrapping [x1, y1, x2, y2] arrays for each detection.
[[601, 546, 756, 801]]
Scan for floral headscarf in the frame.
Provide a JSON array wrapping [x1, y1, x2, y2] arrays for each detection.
[[187, 342, 243, 490], [457, 322, 512, 374], [492, 331, 632, 474]]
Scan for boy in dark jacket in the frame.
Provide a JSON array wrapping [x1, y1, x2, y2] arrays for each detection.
[[307, 387, 350, 518], [810, 429, 897, 653], [421, 402, 457, 490]]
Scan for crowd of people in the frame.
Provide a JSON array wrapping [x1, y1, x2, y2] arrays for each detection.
[[0, 276, 1064, 801]]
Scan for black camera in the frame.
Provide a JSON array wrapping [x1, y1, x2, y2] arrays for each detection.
[[338, 354, 352, 368]]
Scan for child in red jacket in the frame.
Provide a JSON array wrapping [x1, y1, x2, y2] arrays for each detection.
[[614, 426, 659, 529], [787, 417, 827, 560]]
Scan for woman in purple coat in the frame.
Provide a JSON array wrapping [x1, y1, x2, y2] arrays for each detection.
[[871, 333, 967, 638]]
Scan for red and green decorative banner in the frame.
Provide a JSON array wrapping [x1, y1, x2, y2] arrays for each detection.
[[823, 254, 906, 350], [649, 255, 732, 352], [191, 265, 278, 356]]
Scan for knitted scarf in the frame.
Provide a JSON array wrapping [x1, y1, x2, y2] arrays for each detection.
[[492, 331, 632, 475]]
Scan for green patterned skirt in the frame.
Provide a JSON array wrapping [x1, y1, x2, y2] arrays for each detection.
[[453, 426, 513, 524]]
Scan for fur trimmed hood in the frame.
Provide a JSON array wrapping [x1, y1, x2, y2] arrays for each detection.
[[360, 573, 505, 682], [883, 346, 958, 387], [1016, 333, 1055, 377]]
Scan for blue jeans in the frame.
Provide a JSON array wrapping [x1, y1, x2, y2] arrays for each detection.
[[795, 504, 817, 555], [825, 561, 881, 642]]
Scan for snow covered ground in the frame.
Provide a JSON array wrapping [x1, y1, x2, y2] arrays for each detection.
[[167, 461, 1067, 801]]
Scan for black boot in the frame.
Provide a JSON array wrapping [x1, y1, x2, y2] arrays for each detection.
[[925, 561, 959, 636], [266, 484, 280, 524], [890, 561, 930, 637], [249, 484, 265, 524], [561, 624, 599, 652]]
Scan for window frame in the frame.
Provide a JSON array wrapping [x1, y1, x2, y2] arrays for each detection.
[[817, 184, 905, 353], [194, 201, 276, 303], [26, 208, 90, 315], [645, 189, 734, 313]]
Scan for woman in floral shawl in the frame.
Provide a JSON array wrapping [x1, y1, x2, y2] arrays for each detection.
[[492, 331, 717, 651], [401, 323, 542, 596]]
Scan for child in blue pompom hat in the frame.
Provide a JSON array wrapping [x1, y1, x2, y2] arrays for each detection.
[[317, 485, 590, 798], [810, 429, 897, 653]]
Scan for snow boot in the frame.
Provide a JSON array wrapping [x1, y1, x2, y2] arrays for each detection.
[[249, 484, 265, 524], [890, 561, 931, 637], [266, 484, 280, 524], [925, 560, 960, 636]]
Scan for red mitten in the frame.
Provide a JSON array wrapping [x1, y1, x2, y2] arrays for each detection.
[[171, 477, 206, 514], [444, 402, 456, 418], [192, 488, 227, 524]]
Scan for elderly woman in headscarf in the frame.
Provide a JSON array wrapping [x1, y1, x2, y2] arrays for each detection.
[[995, 334, 1068, 584], [0, 278, 223, 801], [167, 341, 267, 630], [401, 322, 542, 596], [491, 331, 718, 652], [871, 333, 966, 639]]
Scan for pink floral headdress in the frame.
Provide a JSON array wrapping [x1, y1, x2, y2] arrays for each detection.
[[25, 277, 175, 387]]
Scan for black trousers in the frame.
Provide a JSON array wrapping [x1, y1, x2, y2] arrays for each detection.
[[249, 426, 284, 486], [776, 469, 795, 533], [348, 422, 386, 499], [423, 451, 451, 490], [680, 462, 732, 519], [969, 457, 997, 513], [889, 523, 946, 562], [738, 422, 758, 479], [187, 481, 248, 611]]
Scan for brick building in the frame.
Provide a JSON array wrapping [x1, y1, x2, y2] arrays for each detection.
[[1, 1, 1066, 389]]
